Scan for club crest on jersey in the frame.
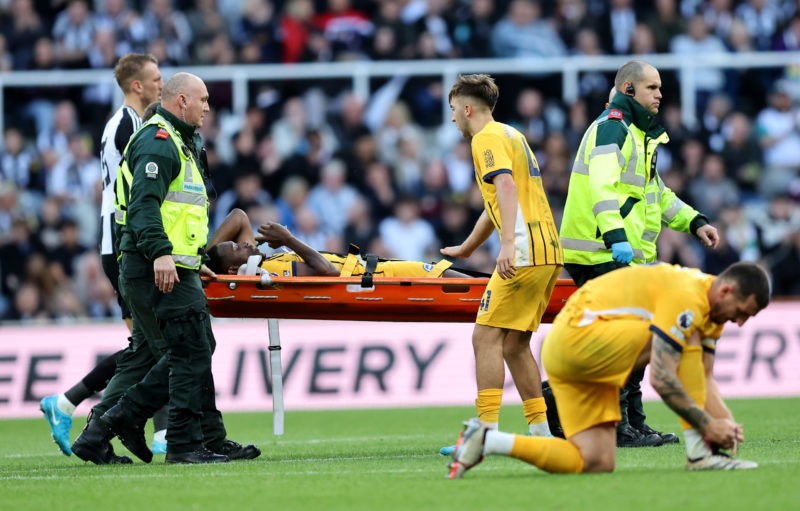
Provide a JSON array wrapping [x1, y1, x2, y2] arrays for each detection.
[[423, 263, 434, 272], [483, 149, 495, 168], [155, 128, 169, 140], [145, 162, 159, 179], [677, 310, 694, 330]]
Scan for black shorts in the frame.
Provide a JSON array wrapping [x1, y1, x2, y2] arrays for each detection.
[[101, 253, 131, 320]]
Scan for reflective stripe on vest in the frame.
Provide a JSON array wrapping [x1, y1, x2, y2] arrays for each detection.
[[119, 114, 208, 270]]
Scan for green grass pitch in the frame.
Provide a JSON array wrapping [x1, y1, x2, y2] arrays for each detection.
[[1, 398, 798, 511]]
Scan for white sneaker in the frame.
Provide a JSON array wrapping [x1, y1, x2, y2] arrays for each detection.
[[448, 418, 488, 479], [686, 453, 758, 471]]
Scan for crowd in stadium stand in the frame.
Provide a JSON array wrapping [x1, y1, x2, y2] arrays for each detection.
[[2, 0, 800, 322]]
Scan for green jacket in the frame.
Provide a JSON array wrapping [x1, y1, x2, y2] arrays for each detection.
[[118, 106, 209, 265], [642, 171, 709, 262], [560, 94, 706, 265]]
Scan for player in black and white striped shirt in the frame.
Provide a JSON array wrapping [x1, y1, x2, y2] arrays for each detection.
[[40, 54, 163, 461]]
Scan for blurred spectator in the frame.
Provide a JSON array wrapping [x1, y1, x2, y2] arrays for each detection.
[[46, 132, 100, 205], [94, 0, 147, 57], [36, 99, 78, 156], [755, 80, 800, 198], [597, 0, 638, 55], [212, 168, 272, 231], [0, 182, 22, 243], [292, 205, 328, 250], [1, 127, 45, 206], [719, 205, 760, 262], [361, 160, 398, 221], [411, 0, 455, 59], [646, 0, 686, 53], [435, 199, 472, 249], [630, 22, 658, 55], [774, 15, 800, 51], [442, 138, 474, 196], [278, 0, 316, 63], [3, 0, 46, 70], [451, 0, 496, 58], [491, 0, 567, 58], [274, 175, 310, 231], [0, 217, 44, 299], [656, 228, 703, 269], [670, 14, 729, 117], [750, 193, 800, 258], [36, 196, 64, 251], [139, 0, 193, 65], [312, 0, 374, 62], [235, 0, 279, 63], [720, 111, 763, 199], [378, 195, 438, 260], [271, 96, 323, 159], [687, 153, 740, 221], [307, 158, 360, 237], [554, 0, 594, 51], [700, 92, 733, 152], [46, 217, 87, 280], [417, 158, 452, 224], [510, 88, 549, 148], [735, 0, 781, 51], [0, 34, 12, 72], [186, 0, 230, 62], [702, 0, 736, 41], [342, 195, 378, 252], [768, 229, 800, 295], [51, 0, 95, 68], [5, 281, 49, 322]]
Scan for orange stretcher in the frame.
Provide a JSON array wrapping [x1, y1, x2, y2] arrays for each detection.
[[204, 275, 576, 323], [203, 274, 576, 435]]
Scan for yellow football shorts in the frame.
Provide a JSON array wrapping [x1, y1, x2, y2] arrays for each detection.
[[542, 313, 651, 438], [476, 264, 561, 332]]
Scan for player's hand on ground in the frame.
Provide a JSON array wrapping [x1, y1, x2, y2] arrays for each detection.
[[441, 245, 470, 258], [257, 222, 291, 249], [702, 417, 740, 451], [696, 224, 720, 249], [154, 254, 180, 293], [496, 244, 516, 279]]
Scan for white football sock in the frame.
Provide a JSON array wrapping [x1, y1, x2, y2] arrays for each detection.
[[529, 421, 552, 437], [483, 429, 515, 455], [57, 394, 76, 415], [153, 429, 167, 443], [684, 428, 712, 459]]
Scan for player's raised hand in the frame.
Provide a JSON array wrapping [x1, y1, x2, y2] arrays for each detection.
[[441, 244, 470, 258], [257, 222, 292, 249]]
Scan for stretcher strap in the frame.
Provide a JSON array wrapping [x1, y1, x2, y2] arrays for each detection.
[[361, 254, 378, 288]]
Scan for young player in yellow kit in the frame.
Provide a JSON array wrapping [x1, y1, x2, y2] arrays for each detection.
[[448, 261, 770, 476], [441, 74, 563, 454]]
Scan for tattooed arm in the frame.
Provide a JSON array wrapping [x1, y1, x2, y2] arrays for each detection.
[[649, 335, 711, 431], [649, 334, 739, 449]]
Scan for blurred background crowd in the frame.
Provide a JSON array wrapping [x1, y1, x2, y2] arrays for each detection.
[[2, 0, 800, 323]]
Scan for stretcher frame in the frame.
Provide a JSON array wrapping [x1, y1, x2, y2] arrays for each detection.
[[204, 274, 576, 434]]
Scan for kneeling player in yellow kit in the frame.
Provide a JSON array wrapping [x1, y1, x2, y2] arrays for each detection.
[[448, 261, 770, 477]]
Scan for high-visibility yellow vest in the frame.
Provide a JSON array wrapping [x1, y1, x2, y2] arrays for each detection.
[[641, 172, 702, 262], [560, 112, 669, 266], [115, 114, 208, 270]]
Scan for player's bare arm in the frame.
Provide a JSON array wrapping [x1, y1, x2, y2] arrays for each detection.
[[258, 222, 338, 277], [492, 172, 518, 279], [649, 336, 711, 431]]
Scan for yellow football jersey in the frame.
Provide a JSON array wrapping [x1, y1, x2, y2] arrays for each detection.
[[561, 263, 724, 352], [470, 121, 563, 267], [259, 252, 452, 278]]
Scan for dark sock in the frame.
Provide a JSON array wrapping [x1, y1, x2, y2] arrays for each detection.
[[64, 382, 92, 407], [152, 405, 169, 432], [64, 349, 124, 405]]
